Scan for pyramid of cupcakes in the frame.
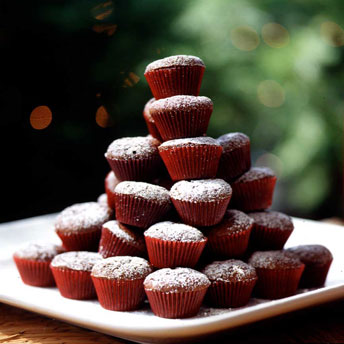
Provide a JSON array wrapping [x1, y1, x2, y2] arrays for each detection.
[[13, 55, 333, 319]]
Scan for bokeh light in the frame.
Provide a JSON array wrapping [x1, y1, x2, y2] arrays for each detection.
[[95, 105, 112, 128], [123, 72, 140, 87], [92, 1, 113, 20], [262, 23, 289, 48], [257, 80, 285, 108], [92, 24, 117, 36], [255, 152, 283, 178], [30, 106, 52, 130], [320, 21, 344, 47], [230, 26, 260, 51]]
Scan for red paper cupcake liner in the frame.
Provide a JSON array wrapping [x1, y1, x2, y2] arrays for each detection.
[[159, 145, 222, 181], [171, 197, 231, 227], [143, 114, 163, 141], [205, 278, 257, 308], [115, 193, 171, 229], [56, 227, 101, 252], [217, 144, 251, 181], [299, 261, 332, 288], [106, 155, 163, 182], [105, 188, 116, 210], [13, 256, 55, 287], [51, 267, 96, 299], [145, 287, 208, 318], [144, 65, 205, 100], [253, 265, 305, 299], [144, 236, 207, 268], [92, 276, 146, 311], [231, 176, 277, 212], [98, 226, 146, 258]]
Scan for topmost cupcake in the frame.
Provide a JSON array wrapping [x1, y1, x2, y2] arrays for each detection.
[[144, 55, 205, 100]]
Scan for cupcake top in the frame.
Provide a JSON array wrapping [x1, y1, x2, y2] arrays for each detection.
[[14, 242, 64, 261], [202, 259, 257, 282], [234, 167, 276, 183], [150, 95, 212, 113], [249, 211, 294, 231], [144, 267, 210, 293], [91, 256, 152, 280], [144, 221, 206, 242], [217, 132, 250, 153], [115, 181, 170, 203], [208, 209, 254, 236], [105, 136, 160, 160], [51, 251, 102, 271], [97, 193, 108, 207], [55, 202, 112, 233], [170, 179, 232, 202], [145, 55, 205, 73], [143, 98, 156, 121], [105, 171, 120, 192], [159, 137, 221, 150], [286, 245, 333, 266], [249, 250, 304, 270]]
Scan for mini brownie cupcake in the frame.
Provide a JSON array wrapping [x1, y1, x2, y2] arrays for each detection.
[[217, 133, 251, 181], [144, 267, 210, 318], [105, 170, 120, 210], [170, 179, 232, 227], [231, 167, 277, 212], [98, 220, 146, 258], [143, 98, 162, 141], [105, 136, 162, 181], [114, 181, 171, 228], [144, 221, 207, 268], [13, 242, 64, 287], [286, 245, 333, 288], [202, 259, 257, 308], [149, 95, 213, 141], [50, 251, 102, 299], [248, 211, 294, 250], [248, 250, 305, 299], [55, 202, 112, 252], [144, 55, 205, 100], [91, 256, 153, 311], [158, 137, 223, 181], [207, 209, 254, 258]]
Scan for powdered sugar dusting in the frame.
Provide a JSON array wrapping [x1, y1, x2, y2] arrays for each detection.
[[170, 179, 232, 202], [51, 251, 102, 271], [249, 251, 303, 270], [102, 220, 141, 244], [145, 55, 205, 73], [144, 267, 210, 293], [234, 167, 276, 183], [286, 245, 333, 266], [14, 242, 64, 261], [105, 171, 120, 192], [217, 132, 250, 153], [91, 256, 152, 280], [249, 211, 293, 231], [144, 221, 205, 242], [159, 137, 220, 149]]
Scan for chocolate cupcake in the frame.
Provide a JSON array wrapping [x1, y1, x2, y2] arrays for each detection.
[[248, 211, 294, 250], [170, 179, 232, 227], [158, 137, 223, 181], [231, 167, 277, 212], [55, 202, 112, 252], [105, 136, 162, 181], [114, 181, 171, 228], [98, 220, 146, 258], [105, 170, 120, 210], [249, 250, 305, 299], [144, 267, 210, 318], [50, 251, 102, 299], [13, 242, 64, 287], [143, 98, 162, 141], [144, 221, 207, 268], [202, 259, 257, 307], [207, 209, 254, 258], [149, 95, 213, 141], [91, 256, 153, 311], [286, 245, 333, 288], [144, 55, 205, 100], [217, 132, 251, 181]]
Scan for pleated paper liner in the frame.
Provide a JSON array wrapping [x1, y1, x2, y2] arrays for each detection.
[[56, 228, 101, 252], [299, 261, 333, 288], [205, 278, 257, 308], [159, 144, 222, 181], [253, 265, 305, 299], [145, 287, 208, 318], [143, 112, 163, 141], [51, 267, 96, 300], [144, 236, 207, 268], [144, 65, 205, 100], [13, 256, 55, 287], [92, 277, 146, 311], [114, 193, 171, 229]]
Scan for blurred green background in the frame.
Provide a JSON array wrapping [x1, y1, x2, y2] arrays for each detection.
[[1, 0, 343, 221]]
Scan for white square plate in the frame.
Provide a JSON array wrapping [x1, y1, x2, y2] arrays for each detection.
[[1, 214, 343, 344]]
